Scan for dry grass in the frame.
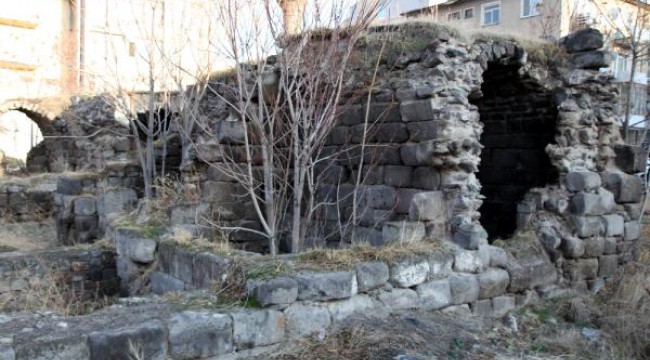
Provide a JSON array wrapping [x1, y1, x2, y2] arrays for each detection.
[[0, 269, 114, 316], [0, 220, 58, 251], [591, 220, 650, 359], [273, 326, 424, 360], [295, 238, 443, 271], [505, 221, 650, 360], [362, 19, 565, 67]]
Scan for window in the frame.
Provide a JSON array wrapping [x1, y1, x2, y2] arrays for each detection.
[[448, 11, 461, 21], [128, 42, 136, 57], [521, 0, 541, 17], [482, 2, 500, 26], [464, 8, 474, 19]]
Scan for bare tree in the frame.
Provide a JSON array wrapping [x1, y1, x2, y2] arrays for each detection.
[[590, 0, 650, 140], [185, 0, 385, 254]]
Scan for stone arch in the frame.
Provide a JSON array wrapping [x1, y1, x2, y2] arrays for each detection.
[[471, 40, 561, 241], [0, 100, 57, 136]]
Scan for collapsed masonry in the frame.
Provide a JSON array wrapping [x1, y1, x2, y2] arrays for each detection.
[[183, 26, 644, 255], [14, 26, 644, 282], [0, 25, 647, 360]]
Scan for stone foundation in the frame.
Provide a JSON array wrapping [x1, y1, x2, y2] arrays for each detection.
[[0, 248, 118, 308]]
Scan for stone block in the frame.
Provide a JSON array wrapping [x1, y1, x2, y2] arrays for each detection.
[[168, 312, 233, 359], [396, 189, 421, 214], [484, 245, 509, 268], [416, 279, 452, 310], [453, 249, 487, 274], [216, 120, 246, 144], [560, 28, 604, 53], [506, 244, 557, 293], [516, 290, 540, 307], [449, 274, 480, 305], [441, 304, 472, 318], [492, 295, 516, 317], [284, 303, 331, 337], [583, 237, 605, 257], [377, 288, 420, 310], [428, 251, 454, 277], [169, 202, 211, 226], [362, 185, 397, 210], [201, 181, 236, 202], [254, 277, 298, 307], [382, 221, 425, 243], [453, 223, 488, 250], [571, 190, 615, 216], [158, 242, 194, 283], [232, 310, 285, 349], [598, 255, 618, 277], [355, 262, 389, 292], [565, 171, 601, 192], [400, 99, 441, 122], [601, 172, 644, 203], [406, 120, 443, 141], [471, 299, 493, 317], [97, 188, 137, 215], [613, 144, 646, 173], [478, 268, 510, 299], [88, 321, 167, 360], [57, 177, 83, 195], [350, 226, 383, 246], [73, 196, 96, 216], [401, 140, 450, 166], [114, 227, 157, 264], [601, 214, 624, 237], [192, 252, 232, 289], [624, 203, 643, 221], [12, 331, 89, 360], [150, 272, 184, 294], [624, 221, 641, 241], [383, 166, 413, 187], [0, 346, 14, 360], [571, 50, 612, 69], [327, 294, 387, 322], [408, 191, 446, 223], [351, 123, 409, 143], [389, 260, 430, 288], [603, 237, 617, 255], [572, 216, 603, 238], [412, 167, 440, 190], [296, 271, 357, 301], [561, 236, 585, 258], [563, 259, 599, 281]]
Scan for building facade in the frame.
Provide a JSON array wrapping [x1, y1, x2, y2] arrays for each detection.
[[392, 0, 650, 140]]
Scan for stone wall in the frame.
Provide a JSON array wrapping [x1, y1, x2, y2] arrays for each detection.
[[55, 173, 139, 245], [0, 248, 118, 309], [174, 26, 645, 294], [0, 176, 56, 222]]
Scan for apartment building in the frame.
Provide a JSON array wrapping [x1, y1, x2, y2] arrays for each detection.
[[395, 0, 650, 138], [0, 0, 218, 162]]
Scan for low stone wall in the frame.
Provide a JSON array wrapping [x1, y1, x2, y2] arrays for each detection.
[[0, 248, 118, 308], [1, 230, 636, 359], [113, 229, 235, 296], [55, 173, 139, 245], [0, 176, 57, 222]]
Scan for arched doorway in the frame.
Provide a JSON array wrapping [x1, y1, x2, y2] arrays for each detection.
[[472, 59, 559, 241], [0, 110, 44, 173]]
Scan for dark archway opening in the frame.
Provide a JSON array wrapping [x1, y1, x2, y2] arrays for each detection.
[[472, 63, 559, 241]]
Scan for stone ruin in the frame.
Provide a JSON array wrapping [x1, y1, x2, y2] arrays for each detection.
[[0, 26, 646, 359]]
